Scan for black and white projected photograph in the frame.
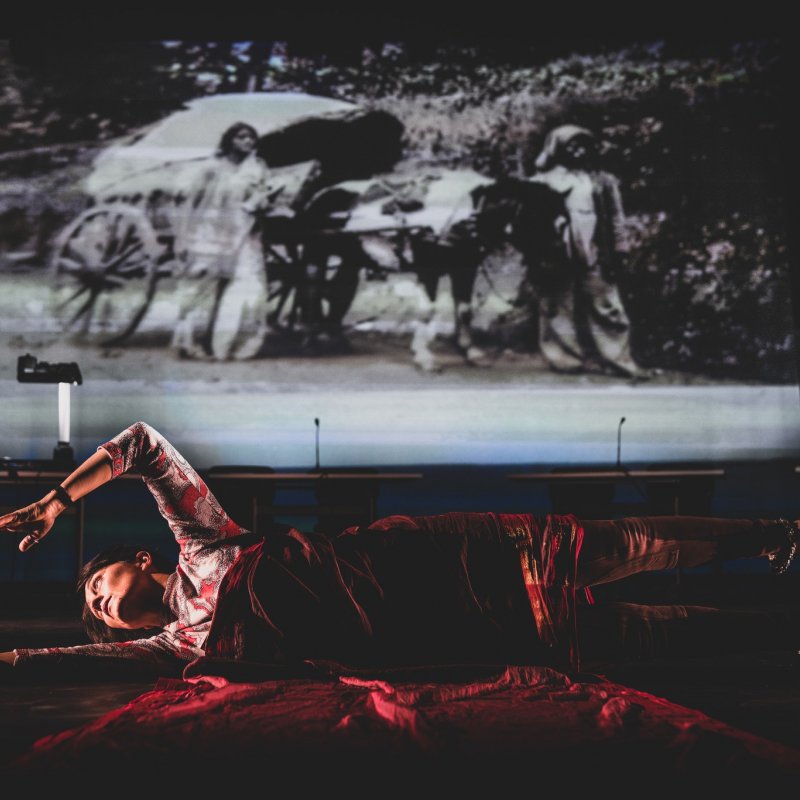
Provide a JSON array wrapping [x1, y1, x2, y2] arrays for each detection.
[[0, 29, 797, 466]]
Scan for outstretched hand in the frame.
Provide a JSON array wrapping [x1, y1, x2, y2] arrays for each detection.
[[1, 449, 111, 554], [0, 499, 61, 552]]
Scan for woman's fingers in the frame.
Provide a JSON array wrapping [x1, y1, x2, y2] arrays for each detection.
[[0, 504, 51, 551], [0, 504, 38, 531], [0, 510, 24, 531], [19, 532, 45, 552]]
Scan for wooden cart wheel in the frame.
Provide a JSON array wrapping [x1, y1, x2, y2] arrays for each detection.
[[49, 204, 162, 345], [264, 237, 362, 341], [264, 242, 306, 331]]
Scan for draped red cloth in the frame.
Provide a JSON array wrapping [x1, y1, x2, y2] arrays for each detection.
[[11, 664, 800, 785]]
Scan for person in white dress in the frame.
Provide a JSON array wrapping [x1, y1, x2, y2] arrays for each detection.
[[171, 122, 275, 361]]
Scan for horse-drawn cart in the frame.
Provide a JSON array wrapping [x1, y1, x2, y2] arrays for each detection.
[[48, 91, 555, 368], [48, 91, 408, 346]]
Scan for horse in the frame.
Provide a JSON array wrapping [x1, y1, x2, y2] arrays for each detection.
[[289, 170, 569, 371]]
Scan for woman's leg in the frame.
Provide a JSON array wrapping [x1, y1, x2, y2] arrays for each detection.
[[576, 516, 787, 589], [211, 237, 267, 361], [171, 258, 219, 357]]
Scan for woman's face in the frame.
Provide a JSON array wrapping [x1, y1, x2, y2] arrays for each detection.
[[563, 137, 593, 166], [231, 128, 257, 156], [84, 554, 164, 630]]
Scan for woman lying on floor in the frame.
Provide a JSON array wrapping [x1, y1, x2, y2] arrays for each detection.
[[1, 422, 797, 679]]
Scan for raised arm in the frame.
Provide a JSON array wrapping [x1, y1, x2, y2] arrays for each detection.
[[100, 421, 245, 557], [1, 421, 245, 557]]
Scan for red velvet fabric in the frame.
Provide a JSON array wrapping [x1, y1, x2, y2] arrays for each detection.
[[10, 665, 799, 784]]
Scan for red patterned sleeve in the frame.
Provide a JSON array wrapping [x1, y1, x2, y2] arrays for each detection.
[[98, 422, 246, 558], [13, 632, 189, 674]]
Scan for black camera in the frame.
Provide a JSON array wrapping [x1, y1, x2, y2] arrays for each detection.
[[17, 354, 82, 385]]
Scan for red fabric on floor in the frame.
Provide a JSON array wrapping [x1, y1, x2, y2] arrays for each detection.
[[10, 664, 799, 783]]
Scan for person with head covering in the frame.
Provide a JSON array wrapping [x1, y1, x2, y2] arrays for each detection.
[[530, 124, 647, 379], [171, 122, 276, 361]]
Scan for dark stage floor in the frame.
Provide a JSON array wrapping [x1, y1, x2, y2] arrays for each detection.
[[1, 572, 798, 772]]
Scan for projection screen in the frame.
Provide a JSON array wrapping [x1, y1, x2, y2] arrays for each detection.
[[0, 34, 797, 469]]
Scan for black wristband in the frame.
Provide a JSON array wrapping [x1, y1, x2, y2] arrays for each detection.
[[51, 485, 74, 508]]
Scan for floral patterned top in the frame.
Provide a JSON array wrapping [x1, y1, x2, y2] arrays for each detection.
[[13, 422, 248, 674]]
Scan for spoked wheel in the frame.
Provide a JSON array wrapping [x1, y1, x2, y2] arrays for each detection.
[[49, 204, 162, 345], [264, 242, 307, 332], [265, 236, 362, 342]]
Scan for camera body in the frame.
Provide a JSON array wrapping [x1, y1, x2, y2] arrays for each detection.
[[17, 354, 82, 385]]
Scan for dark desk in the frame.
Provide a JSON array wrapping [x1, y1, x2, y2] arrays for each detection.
[[508, 468, 726, 516], [204, 470, 423, 534], [0, 469, 423, 579]]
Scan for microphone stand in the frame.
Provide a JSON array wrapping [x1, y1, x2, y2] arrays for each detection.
[[314, 418, 320, 472], [616, 416, 647, 501]]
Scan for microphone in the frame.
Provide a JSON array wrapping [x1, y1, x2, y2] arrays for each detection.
[[314, 418, 320, 471], [616, 416, 626, 468]]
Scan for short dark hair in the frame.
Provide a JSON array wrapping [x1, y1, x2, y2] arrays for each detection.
[[76, 544, 175, 644], [216, 122, 259, 158]]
